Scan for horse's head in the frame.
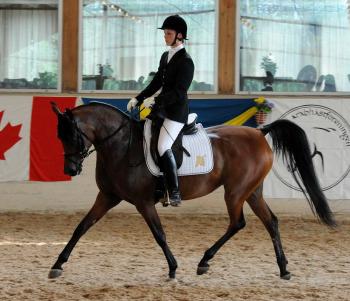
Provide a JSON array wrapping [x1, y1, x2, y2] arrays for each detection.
[[51, 102, 93, 176]]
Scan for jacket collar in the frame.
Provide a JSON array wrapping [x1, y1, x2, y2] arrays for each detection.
[[166, 48, 186, 66]]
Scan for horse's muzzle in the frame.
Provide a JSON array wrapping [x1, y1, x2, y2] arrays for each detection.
[[64, 165, 81, 176]]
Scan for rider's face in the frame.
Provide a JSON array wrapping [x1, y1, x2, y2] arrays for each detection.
[[164, 29, 183, 47], [164, 29, 176, 46]]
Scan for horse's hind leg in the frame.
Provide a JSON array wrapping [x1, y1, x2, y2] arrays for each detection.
[[197, 189, 246, 275], [48, 192, 120, 278], [247, 184, 291, 280]]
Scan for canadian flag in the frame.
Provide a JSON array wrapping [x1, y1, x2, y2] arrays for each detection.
[[0, 96, 77, 182]]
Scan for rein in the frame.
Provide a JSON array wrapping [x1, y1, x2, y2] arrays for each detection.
[[64, 116, 128, 164], [64, 108, 144, 169]]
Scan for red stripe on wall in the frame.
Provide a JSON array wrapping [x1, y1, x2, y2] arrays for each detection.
[[29, 96, 76, 181]]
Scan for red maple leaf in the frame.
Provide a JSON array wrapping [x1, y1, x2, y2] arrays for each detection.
[[0, 110, 23, 160]]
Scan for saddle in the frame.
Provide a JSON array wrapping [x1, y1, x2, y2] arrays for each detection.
[[148, 113, 198, 206], [143, 114, 213, 206], [149, 113, 199, 169]]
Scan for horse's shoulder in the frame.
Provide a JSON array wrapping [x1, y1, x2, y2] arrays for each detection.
[[132, 119, 145, 134]]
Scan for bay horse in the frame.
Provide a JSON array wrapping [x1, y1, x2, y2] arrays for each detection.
[[49, 101, 335, 281]]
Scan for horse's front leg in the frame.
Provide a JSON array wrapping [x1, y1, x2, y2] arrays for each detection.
[[136, 202, 177, 279], [48, 192, 120, 278]]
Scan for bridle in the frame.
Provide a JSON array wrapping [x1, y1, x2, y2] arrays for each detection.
[[63, 114, 128, 173], [63, 108, 143, 173]]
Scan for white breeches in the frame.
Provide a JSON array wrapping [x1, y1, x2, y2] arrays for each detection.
[[158, 118, 185, 156]]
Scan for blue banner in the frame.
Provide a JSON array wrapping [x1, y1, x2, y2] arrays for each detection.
[[81, 98, 258, 128]]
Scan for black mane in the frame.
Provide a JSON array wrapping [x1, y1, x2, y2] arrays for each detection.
[[74, 101, 131, 120]]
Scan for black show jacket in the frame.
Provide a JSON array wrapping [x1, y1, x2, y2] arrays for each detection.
[[135, 48, 194, 123]]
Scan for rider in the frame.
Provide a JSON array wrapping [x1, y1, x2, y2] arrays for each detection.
[[127, 14, 194, 206]]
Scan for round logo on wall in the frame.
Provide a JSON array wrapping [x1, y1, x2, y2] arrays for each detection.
[[272, 104, 350, 191]]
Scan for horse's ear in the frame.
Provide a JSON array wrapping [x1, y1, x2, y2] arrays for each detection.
[[51, 102, 62, 116]]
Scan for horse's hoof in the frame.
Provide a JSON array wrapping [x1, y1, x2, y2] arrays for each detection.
[[280, 272, 291, 280], [166, 277, 178, 283], [197, 265, 209, 275], [48, 269, 62, 279]]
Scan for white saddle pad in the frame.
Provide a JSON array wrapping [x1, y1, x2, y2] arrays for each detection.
[[144, 119, 214, 177]]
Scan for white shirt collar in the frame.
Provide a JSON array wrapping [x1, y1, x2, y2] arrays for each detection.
[[167, 44, 184, 62]]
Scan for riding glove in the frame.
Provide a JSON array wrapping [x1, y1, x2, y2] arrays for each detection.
[[143, 97, 155, 108], [127, 97, 138, 112]]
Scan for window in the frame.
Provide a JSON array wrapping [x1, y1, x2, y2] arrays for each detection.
[[80, 0, 217, 92], [239, 0, 350, 93], [0, 0, 60, 91]]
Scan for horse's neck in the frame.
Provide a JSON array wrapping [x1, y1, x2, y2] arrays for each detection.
[[87, 109, 127, 144], [95, 118, 145, 179]]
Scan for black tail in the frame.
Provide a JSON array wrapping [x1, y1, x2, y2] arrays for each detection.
[[261, 119, 336, 227]]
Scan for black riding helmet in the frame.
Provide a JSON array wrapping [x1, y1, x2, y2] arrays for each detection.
[[158, 15, 188, 45]]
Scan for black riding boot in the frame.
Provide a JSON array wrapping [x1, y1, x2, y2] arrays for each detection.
[[160, 149, 181, 206]]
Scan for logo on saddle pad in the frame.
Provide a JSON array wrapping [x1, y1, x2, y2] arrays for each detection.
[[272, 104, 350, 191], [195, 155, 206, 167], [143, 119, 214, 176]]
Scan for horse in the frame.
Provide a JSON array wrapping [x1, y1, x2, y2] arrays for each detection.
[[48, 101, 336, 281]]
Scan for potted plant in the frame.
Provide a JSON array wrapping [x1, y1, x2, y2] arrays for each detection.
[[254, 97, 274, 126]]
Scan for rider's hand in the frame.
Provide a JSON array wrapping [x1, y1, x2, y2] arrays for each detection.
[[127, 97, 138, 112], [143, 97, 155, 109]]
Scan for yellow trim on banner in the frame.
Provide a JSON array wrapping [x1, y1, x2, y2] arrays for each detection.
[[140, 96, 265, 125], [224, 107, 258, 126], [224, 97, 264, 126]]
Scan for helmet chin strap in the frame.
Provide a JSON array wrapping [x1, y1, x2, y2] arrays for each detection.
[[171, 32, 182, 46]]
